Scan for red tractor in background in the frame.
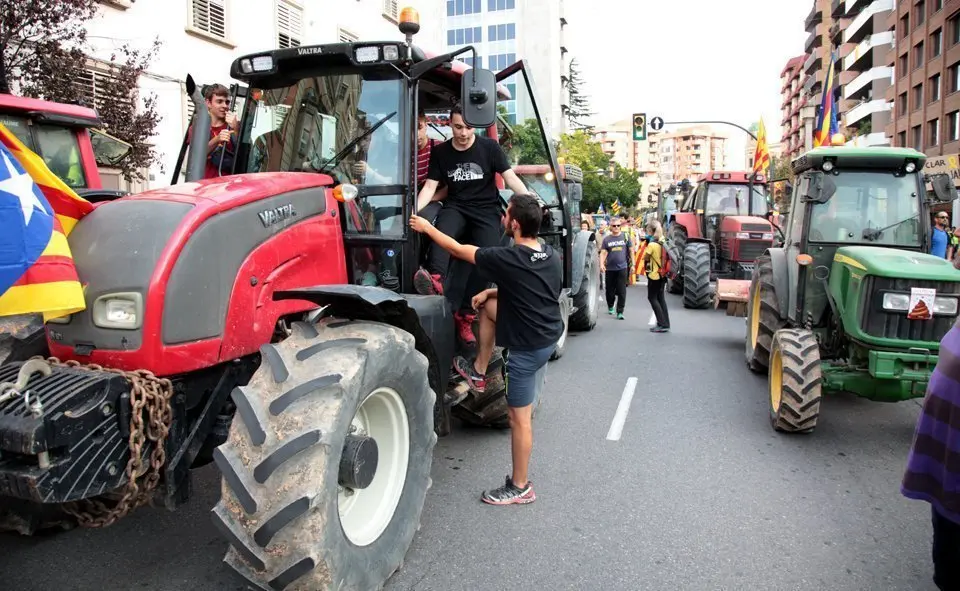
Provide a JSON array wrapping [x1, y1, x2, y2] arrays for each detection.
[[0, 10, 583, 591], [665, 170, 777, 309]]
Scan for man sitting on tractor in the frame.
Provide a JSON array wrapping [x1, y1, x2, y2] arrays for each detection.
[[187, 84, 240, 179], [413, 102, 530, 346]]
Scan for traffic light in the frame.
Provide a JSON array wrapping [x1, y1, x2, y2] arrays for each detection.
[[632, 113, 646, 141]]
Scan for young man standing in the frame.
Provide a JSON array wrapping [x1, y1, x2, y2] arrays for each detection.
[[600, 216, 631, 319], [409, 193, 562, 505], [932, 212, 950, 259], [190, 84, 240, 179], [413, 103, 530, 346]]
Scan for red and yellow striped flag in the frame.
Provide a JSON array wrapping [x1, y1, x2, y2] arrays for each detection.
[[753, 118, 770, 176], [0, 123, 93, 321]]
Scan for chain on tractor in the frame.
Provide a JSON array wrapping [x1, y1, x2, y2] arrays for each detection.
[[0, 357, 174, 529]]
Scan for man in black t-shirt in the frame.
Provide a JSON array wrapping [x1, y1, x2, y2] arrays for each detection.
[[413, 103, 530, 348], [410, 193, 562, 506]]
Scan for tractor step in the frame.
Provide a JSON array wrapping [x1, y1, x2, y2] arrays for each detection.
[[714, 279, 751, 317]]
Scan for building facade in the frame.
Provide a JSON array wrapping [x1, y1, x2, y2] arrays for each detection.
[[781, 55, 807, 158], [801, 0, 837, 152], [441, 0, 568, 137], [655, 126, 727, 183], [82, 0, 443, 190], [886, 0, 958, 158], [589, 120, 660, 196]]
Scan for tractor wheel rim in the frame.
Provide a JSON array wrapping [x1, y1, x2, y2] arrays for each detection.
[[750, 283, 761, 350], [338, 386, 409, 546], [770, 346, 783, 412], [588, 262, 599, 311]]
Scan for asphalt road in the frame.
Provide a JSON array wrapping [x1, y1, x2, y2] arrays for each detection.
[[0, 284, 938, 591]]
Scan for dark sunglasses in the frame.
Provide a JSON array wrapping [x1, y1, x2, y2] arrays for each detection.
[[610, 224, 621, 228]]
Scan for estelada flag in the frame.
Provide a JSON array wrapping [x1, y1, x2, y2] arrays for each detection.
[[813, 50, 840, 148], [0, 123, 93, 321], [753, 118, 770, 176]]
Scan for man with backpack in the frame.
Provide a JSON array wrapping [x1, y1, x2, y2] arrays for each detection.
[[642, 219, 671, 333]]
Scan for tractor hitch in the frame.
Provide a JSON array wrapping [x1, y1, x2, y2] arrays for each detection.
[[715, 279, 751, 317]]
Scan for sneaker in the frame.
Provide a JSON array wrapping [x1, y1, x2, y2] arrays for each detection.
[[652, 326, 669, 333], [608, 307, 615, 315], [453, 355, 486, 393], [454, 311, 477, 346], [414, 267, 444, 295], [481, 476, 536, 505], [617, 313, 625, 320]]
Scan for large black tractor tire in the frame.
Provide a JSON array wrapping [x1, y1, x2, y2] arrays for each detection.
[[212, 319, 436, 591], [744, 256, 785, 373], [682, 242, 712, 309], [452, 349, 509, 428], [569, 242, 600, 331], [550, 311, 569, 361], [666, 226, 686, 294], [0, 314, 48, 365], [768, 329, 822, 434]]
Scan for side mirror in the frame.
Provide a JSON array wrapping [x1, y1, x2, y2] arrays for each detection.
[[800, 171, 836, 204], [929, 172, 958, 203], [567, 183, 582, 202], [460, 68, 497, 128]]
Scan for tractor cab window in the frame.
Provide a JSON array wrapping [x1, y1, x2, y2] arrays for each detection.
[[808, 171, 921, 246], [0, 115, 88, 189], [705, 183, 767, 216]]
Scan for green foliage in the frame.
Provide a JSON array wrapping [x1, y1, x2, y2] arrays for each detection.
[[502, 118, 550, 165]]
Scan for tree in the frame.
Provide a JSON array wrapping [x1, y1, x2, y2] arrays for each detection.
[[503, 118, 551, 165], [565, 58, 594, 132], [1, 0, 162, 182]]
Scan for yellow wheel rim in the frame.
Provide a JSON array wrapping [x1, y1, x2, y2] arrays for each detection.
[[750, 283, 761, 350], [770, 344, 783, 412]]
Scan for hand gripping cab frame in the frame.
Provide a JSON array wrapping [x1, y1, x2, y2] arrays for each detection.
[[0, 9, 595, 590]]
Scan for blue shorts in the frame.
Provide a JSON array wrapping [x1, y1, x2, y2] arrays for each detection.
[[504, 344, 554, 408]]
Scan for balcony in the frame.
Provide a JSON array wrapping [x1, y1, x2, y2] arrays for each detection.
[[805, 50, 823, 74], [832, 0, 844, 17], [843, 65, 893, 100], [850, 131, 890, 146], [844, 98, 892, 126], [844, 0, 893, 45], [805, 25, 825, 53], [806, 3, 823, 29], [843, 31, 894, 71]]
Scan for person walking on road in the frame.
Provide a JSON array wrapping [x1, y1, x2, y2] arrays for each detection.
[[409, 193, 563, 506], [600, 217, 631, 319], [931, 212, 950, 259], [642, 220, 670, 333]]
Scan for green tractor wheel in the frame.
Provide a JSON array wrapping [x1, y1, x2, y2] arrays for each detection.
[[744, 256, 784, 372], [768, 329, 823, 434]]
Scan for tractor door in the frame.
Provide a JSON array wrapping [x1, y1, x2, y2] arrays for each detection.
[[692, 183, 708, 239], [495, 60, 573, 288]]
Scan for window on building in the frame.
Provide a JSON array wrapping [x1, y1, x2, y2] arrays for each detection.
[[899, 91, 908, 115], [488, 23, 516, 41], [899, 53, 909, 77], [901, 14, 910, 38], [461, 56, 482, 69], [929, 118, 940, 146], [950, 111, 960, 141], [917, 1, 926, 26], [488, 0, 516, 10], [339, 28, 358, 43], [932, 28, 943, 57], [450, 27, 481, 45], [952, 13, 960, 45], [276, 0, 302, 49], [487, 53, 516, 71], [447, 0, 481, 16], [915, 41, 925, 69], [914, 83, 924, 109], [931, 73, 942, 101], [913, 125, 923, 150], [382, 0, 398, 20], [934, 0, 944, 13], [190, 0, 228, 40], [951, 61, 960, 92], [898, 130, 907, 147]]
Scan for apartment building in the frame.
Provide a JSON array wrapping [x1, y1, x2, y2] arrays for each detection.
[[441, 0, 568, 137], [886, 0, 960, 162], [589, 120, 660, 195], [802, 0, 837, 136], [656, 126, 727, 182], [781, 55, 807, 158], [82, 0, 443, 190], [831, 0, 894, 146]]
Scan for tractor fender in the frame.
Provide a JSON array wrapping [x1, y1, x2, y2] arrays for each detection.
[[570, 229, 595, 295], [274, 285, 454, 400], [672, 211, 702, 239], [766, 247, 790, 319]]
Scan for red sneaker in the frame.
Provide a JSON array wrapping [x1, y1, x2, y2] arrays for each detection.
[[414, 267, 444, 295], [454, 311, 477, 346]]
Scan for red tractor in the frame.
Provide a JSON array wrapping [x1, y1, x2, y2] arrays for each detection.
[[665, 171, 777, 309], [0, 11, 583, 591]]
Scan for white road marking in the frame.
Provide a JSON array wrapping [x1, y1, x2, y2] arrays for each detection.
[[606, 377, 638, 441], [648, 312, 656, 327]]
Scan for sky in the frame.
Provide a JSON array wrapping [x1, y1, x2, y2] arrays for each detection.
[[563, 0, 812, 168]]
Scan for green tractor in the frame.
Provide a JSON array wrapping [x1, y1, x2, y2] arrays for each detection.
[[743, 146, 960, 433]]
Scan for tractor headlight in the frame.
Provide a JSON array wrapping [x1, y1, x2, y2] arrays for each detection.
[[736, 232, 750, 239], [934, 296, 959, 315], [762, 233, 774, 240], [92, 292, 142, 330], [882, 292, 910, 311]]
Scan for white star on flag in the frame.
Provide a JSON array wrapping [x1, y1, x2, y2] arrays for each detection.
[[0, 147, 47, 226]]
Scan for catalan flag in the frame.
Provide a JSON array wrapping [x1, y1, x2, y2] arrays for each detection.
[[611, 199, 622, 216], [753, 118, 770, 176], [597, 202, 605, 215], [0, 123, 92, 321], [813, 50, 840, 148]]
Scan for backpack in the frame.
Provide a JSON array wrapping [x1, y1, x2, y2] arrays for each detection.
[[652, 240, 676, 280]]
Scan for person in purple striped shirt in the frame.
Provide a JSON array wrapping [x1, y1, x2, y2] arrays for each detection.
[[902, 325, 960, 590]]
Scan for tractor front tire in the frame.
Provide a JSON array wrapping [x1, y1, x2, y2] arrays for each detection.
[[666, 226, 686, 294], [212, 319, 436, 591], [768, 329, 823, 434], [682, 242, 712, 309], [569, 241, 599, 331], [744, 256, 785, 372]]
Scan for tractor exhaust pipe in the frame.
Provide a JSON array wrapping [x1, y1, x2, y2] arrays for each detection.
[[185, 74, 211, 183]]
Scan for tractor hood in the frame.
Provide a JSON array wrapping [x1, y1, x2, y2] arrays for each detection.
[[832, 245, 959, 281], [718, 215, 773, 232]]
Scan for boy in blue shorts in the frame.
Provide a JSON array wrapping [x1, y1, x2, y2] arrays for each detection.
[[410, 193, 563, 505]]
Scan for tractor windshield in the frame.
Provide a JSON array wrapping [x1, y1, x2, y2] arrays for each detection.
[[808, 171, 921, 246], [240, 72, 403, 185], [706, 183, 767, 216]]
